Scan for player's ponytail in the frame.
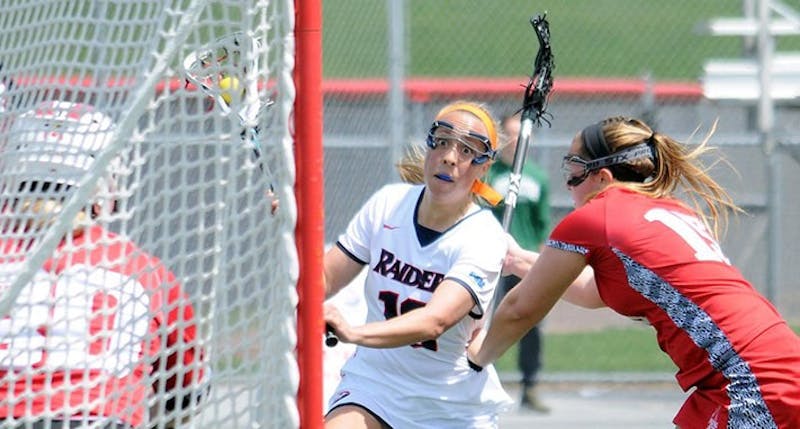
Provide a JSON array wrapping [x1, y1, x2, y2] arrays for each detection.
[[594, 117, 742, 239]]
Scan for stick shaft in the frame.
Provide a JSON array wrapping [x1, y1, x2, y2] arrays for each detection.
[[501, 111, 535, 232]]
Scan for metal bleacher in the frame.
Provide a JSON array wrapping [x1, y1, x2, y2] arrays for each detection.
[[696, 1, 800, 311], [702, 53, 800, 102], [700, 2, 800, 104]]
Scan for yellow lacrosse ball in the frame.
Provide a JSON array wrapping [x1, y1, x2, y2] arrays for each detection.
[[219, 76, 241, 104]]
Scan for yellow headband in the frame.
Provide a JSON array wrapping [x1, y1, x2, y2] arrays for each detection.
[[435, 102, 498, 151], [435, 102, 502, 207]]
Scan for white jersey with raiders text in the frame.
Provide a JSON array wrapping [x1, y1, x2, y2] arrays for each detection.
[[330, 183, 512, 428]]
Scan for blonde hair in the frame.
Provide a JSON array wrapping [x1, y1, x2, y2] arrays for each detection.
[[395, 143, 425, 185], [581, 116, 741, 239]]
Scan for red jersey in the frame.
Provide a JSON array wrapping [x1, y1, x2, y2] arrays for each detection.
[[549, 187, 800, 429], [0, 225, 205, 427]]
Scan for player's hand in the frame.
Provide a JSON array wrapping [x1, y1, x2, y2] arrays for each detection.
[[266, 189, 279, 215], [324, 304, 354, 344], [466, 329, 485, 372]]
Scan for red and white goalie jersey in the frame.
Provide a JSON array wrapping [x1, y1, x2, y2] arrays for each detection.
[[0, 225, 206, 427]]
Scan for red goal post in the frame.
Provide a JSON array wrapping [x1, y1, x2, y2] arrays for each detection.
[[294, 0, 325, 427]]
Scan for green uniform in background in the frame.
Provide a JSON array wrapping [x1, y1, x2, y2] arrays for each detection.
[[486, 152, 552, 413], [486, 158, 550, 250]]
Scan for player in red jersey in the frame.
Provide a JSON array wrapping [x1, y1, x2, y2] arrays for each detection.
[[471, 116, 800, 428], [0, 101, 208, 428]]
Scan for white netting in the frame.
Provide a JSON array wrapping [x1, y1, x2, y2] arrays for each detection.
[[0, 1, 298, 428]]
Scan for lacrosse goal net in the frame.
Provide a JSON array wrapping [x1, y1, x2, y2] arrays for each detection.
[[0, 0, 322, 428]]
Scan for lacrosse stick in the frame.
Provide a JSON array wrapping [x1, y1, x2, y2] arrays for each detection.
[[181, 32, 274, 189], [325, 323, 339, 347], [500, 14, 555, 232]]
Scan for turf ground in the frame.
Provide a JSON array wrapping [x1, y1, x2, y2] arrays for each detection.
[[499, 380, 687, 429]]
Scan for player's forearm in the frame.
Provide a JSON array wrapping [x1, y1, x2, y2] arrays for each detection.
[[504, 248, 539, 278], [473, 272, 557, 366], [465, 328, 486, 359], [472, 305, 531, 367], [348, 310, 447, 348], [323, 271, 345, 301], [322, 268, 341, 299], [323, 246, 362, 299], [323, 279, 334, 300]]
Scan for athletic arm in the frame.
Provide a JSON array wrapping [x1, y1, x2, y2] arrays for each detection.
[[502, 233, 538, 278], [324, 245, 364, 299], [560, 266, 603, 308], [503, 235, 604, 308], [324, 279, 475, 348], [472, 246, 587, 366]]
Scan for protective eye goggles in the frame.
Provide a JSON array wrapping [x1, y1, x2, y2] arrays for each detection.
[[426, 120, 496, 165], [561, 156, 592, 187], [561, 142, 655, 187]]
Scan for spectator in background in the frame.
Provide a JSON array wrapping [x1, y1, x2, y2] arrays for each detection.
[[0, 101, 209, 429], [485, 112, 551, 413], [473, 116, 800, 428]]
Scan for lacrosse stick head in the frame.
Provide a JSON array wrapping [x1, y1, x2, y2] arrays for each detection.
[[520, 13, 554, 128], [181, 32, 264, 126]]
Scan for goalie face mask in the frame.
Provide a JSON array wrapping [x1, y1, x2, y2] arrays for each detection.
[[1, 101, 118, 210]]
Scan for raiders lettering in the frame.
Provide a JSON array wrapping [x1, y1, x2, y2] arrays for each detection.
[[373, 248, 444, 292]]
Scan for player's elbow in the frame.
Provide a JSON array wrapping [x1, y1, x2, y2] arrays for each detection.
[[421, 320, 447, 339], [562, 277, 605, 309], [502, 290, 539, 325], [576, 296, 605, 309], [419, 313, 452, 339], [505, 302, 530, 324]]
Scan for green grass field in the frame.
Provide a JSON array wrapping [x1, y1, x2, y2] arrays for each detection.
[[495, 325, 800, 374], [495, 327, 676, 374], [324, 1, 800, 80]]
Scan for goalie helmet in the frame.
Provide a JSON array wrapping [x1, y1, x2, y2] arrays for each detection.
[[2, 101, 118, 214]]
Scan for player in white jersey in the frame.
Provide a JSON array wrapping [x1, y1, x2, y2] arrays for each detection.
[[323, 101, 512, 429]]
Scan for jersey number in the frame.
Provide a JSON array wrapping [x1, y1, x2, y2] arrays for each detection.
[[644, 208, 730, 264], [377, 291, 438, 352]]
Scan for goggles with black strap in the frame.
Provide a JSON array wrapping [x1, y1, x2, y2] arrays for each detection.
[[561, 142, 655, 187]]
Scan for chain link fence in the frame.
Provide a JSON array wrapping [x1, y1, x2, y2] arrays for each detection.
[[321, 0, 800, 323]]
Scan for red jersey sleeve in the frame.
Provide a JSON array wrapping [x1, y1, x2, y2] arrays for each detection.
[[547, 195, 608, 258]]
